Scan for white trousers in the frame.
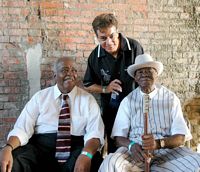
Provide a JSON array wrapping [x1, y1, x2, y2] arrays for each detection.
[[99, 146, 200, 172]]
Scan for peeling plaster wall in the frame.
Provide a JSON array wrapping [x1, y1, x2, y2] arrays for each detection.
[[26, 43, 42, 97]]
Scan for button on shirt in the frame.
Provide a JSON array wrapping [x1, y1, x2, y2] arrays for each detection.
[[111, 84, 192, 145], [8, 85, 104, 146]]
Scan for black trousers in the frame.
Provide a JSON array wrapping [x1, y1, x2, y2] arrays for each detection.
[[9, 133, 102, 172], [102, 107, 118, 154]]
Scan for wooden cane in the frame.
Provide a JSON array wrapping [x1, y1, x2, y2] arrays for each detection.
[[143, 94, 151, 172]]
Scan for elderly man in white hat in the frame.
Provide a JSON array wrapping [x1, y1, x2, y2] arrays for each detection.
[[98, 54, 200, 172]]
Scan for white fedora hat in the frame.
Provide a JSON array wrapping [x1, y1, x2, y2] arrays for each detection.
[[127, 53, 163, 78]]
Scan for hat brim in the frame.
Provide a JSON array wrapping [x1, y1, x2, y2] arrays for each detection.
[[127, 61, 163, 78]]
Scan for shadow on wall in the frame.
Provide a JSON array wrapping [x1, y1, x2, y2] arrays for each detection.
[[184, 96, 200, 151], [195, 72, 200, 94]]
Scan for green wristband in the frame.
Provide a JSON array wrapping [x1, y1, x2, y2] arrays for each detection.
[[128, 141, 136, 151], [81, 151, 93, 159]]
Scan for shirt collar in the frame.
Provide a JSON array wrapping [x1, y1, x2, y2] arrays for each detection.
[[67, 85, 77, 101], [97, 33, 131, 58], [53, 84, 78, 101], [139, 85, 158, 99], [120, 33, 131, 51]]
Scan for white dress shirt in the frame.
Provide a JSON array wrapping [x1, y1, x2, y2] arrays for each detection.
[[8, 85, 104, 146], [111, 84, 192, 144]]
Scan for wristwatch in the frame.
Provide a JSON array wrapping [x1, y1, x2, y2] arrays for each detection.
[[160, 139, 165, 148], [102, 86, 107, 93]]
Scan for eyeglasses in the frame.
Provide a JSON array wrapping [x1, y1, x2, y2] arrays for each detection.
[[98, 32, 119, 44]]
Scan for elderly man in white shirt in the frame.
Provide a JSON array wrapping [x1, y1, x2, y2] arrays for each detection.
[[99, 54, 200, 172], [0, 57, 104, 172]]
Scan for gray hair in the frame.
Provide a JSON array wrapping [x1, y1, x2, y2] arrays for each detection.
[[53, 57, 75, 73]]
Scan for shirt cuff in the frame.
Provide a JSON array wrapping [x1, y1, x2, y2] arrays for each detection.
[[7, 129, 29, 146], [84, 134, 104, 151]]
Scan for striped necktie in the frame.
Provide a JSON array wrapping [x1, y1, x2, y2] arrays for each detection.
[[55, 94, 71, 163]]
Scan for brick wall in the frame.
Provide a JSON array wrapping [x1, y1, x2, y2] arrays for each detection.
[[0, 0, 200, 148]]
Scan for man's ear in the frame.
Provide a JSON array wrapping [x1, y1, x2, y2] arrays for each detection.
[[53, 73, 56, 78], [133, 76, 138, 83], [54, 73, 57, 81]]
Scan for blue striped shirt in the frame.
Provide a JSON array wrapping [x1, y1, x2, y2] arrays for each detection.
[[111, 84, 192, 144]]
